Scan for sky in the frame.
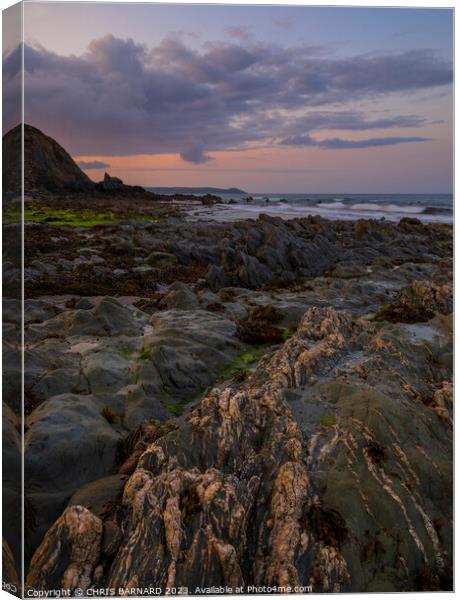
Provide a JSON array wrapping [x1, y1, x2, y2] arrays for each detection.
[[3, 2, 454, 193]]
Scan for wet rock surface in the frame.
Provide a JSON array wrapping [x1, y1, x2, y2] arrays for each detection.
[[2, 212, 452, 592]]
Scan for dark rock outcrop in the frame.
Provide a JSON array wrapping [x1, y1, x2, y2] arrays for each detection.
[[101, 173, 124, 191], [96, 172, 146, 195], [26, 304, 452, 593], [3, 124, 95, 196], [3, 124, 151, 199], [375, 279, 453, 323]]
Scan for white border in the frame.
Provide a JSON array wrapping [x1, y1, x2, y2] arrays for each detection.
[[0, 1, 456, 599]]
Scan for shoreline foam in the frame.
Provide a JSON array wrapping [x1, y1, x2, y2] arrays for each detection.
[[185, 200, 453, 224]]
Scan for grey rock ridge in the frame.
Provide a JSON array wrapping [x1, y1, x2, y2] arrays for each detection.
[[26, 304, 452, 593], [1, 211, 452, 594]]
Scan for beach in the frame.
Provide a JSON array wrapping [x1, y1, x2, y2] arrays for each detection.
[[3, 191, 453, 592]]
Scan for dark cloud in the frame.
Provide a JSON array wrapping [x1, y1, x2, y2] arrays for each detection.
[[281, 134, 430, 149], [77, 160, 111, 169], [179, 144, 213, 164], [2, 45, 22, 131], [289, 112, 425, 132], [3, 34, 451, 161], [289, 50, 452, 101], [319, 136, 430, 149]]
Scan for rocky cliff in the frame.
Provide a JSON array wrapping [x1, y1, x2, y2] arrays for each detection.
[[2, 125, 150, 198], [3, 124, 95, 196]]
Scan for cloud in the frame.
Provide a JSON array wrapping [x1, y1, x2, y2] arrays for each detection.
[[280, 134, 430, 149], [77, 160, 111, 169], [225, 26, 253, 42], [3, 34, 451, 161], [179, 144, 213, 164], [289, 112, 425, 132], [318, 136, 430, 149]]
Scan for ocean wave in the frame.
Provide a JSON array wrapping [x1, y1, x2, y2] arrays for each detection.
[[222, 197, 452, 223], [319, 201, 346, 209], [422, 206, 453, 215], [349, 203, 425, 214], [315, 202, 451, 215]]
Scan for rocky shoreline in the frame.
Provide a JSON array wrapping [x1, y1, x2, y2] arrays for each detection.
[[3, 206, 453, 592]]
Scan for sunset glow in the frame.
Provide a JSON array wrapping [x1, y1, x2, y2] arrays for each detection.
[[4, 2, 453, 192]]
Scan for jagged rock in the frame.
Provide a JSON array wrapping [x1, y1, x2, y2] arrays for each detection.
[[237, 253, 273, 288], [375, 280, 453, 323], [100, 172, 124, 191], [28, 306, 452, 592], [206, 264, 230, 290], [26, 506, 102, 594], [95, 173, 147, 195]]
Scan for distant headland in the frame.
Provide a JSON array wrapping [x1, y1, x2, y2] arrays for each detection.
[[146, 186, 247, 196]]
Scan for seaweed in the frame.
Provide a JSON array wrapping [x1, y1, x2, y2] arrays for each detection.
[[319, 415, 337, 428], [138, 347, 153, 361], [250, 304, 283, 323], [235, 319, 284, 345], [166, 403, 184, 417], [4, 206, 158, 227], [116, 426, 144, 464], [220, 348, 265, 380], [101, 406, 121, 424]]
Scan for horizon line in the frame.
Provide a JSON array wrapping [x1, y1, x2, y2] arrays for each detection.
[[142, 187, 453, 195]]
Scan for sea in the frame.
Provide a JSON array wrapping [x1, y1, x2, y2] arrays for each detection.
[[148, 190, 453, 224]]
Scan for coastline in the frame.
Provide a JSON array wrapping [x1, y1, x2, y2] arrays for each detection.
[[3, 198, 453, 592], [174, 194, 454, 224], [185, 201, 453, 224]]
